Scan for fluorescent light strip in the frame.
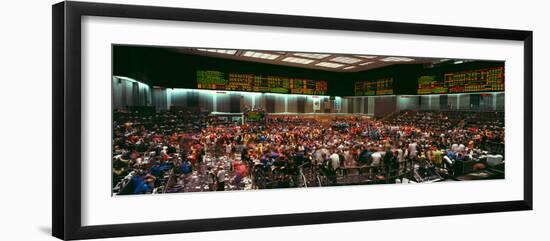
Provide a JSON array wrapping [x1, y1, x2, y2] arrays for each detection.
[[114, 75, 144, 84], [281, 57, 315, 64], [380, 56, 415, 62], [172, 88, 328, 98], [265, 92, 330, 98], [330, 56, 362, 64], [293, 53, 331, 59], [243, 51, 280, 60], [315, 62, 345, 68]]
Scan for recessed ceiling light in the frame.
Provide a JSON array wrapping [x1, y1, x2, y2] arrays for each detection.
[[243, 51, 280, 60], [357, 55, 378, 59], [359, 61, 375, 66], [380, 57, 415, 62], [281, 57, 315, 64], [196, 48, 237, 55], [330, 56, 363, 64], [343, 66, 357, 70], [293, 53, 331, 59], [315, 62, 345, 68]]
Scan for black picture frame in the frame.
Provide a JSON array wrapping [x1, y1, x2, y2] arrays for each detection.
[[52, 1, 533, 240]]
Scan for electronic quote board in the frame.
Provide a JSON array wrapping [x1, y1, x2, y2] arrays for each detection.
[[196, 70, 328, 95], [417, 67, 504, 94], [245, 111, 266, 122], [354, 77, 394, 96]]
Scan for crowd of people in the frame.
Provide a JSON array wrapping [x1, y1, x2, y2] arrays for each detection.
[[112, 108, 505, 195]]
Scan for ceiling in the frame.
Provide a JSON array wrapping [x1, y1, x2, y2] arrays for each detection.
[[171, 47, 446, 72]]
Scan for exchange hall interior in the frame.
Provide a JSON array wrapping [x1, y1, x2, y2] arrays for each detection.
[[111, 46, 505, 195]]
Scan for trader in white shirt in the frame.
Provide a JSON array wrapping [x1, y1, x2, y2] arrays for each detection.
[[329, 152, 340, 170]]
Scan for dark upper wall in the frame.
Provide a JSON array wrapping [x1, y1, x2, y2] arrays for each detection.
[[112, 45, 356, 96], [113, 45, 504, 96], [422, 60, 504, 75]]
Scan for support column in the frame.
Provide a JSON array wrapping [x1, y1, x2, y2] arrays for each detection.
[[285, 95, 288, 113], [212, 93, 217, 112], [493, 93, 498, 111]]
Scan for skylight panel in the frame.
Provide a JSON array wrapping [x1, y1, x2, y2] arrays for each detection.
[[293, 53, 331, 59], [380, 57, 415, 62], [359, 61, 375, 66], [282, 57, 315, 64], [315, 62, 345, 68], [357, 55, 378, 59], [243, 51, 280, 60], [330, 56, 363, 64], [196, 48, 237, 55]]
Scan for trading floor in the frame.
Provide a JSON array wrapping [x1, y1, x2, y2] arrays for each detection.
[[111, 46, 505, 195]]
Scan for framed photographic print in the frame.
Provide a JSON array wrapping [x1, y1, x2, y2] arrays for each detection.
[[52, 1, 533, 240]]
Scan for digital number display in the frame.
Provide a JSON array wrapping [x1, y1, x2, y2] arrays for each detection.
[[417, 67, 504, 94], [197, 70, 328, 95], [354, 77, 393, 96]]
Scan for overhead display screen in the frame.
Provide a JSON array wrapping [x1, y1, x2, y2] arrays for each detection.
[[196, 70, 328, 95], [417, 67, 504, 94], [354, 77, 394, 96]]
